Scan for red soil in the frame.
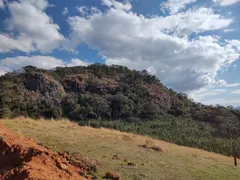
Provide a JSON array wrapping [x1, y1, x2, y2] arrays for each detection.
[[0, 124, 88, 180]]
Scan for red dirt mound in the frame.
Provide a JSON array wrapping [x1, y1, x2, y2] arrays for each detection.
[[0, 124, 89, 180]]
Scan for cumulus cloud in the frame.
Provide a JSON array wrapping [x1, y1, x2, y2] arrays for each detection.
[[0, 34, 33, 53], [188, 85, 240, 106], [66, 58, 89, 67], [150, 7, 232, 36], [189, 87, 227, 103], [77, 6, 88, 16], [0, 56, 65, 70], [67, 1, 239, 91], [0, 67, 11, 76], [160, 0, 197, 14], [102, 0, 132, 11], [0, 0, 4, 8], [77, 6, 101, 17], [201, 98, 240, 106], [222, 83, 240, 87], [0, 56, 89, 75], [224, 28, 235, 32], [213, 0, 240, 6], [232, 89, 240, 94], [62, 7, 69, 16], [0, 0, 65, 53], [196, 88, 226, 97]]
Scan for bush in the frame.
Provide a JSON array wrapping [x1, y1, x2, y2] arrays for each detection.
[[0, 108, 11, 118]]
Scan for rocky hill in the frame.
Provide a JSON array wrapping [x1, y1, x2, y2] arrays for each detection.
[[0, 64, 186, 120], [0, 64, 240, 155]]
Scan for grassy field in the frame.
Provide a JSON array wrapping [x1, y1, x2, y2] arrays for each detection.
[[1, 117, 240, 180]]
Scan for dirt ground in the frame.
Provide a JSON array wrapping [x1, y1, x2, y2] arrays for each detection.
[[0, 124, 92, 180]]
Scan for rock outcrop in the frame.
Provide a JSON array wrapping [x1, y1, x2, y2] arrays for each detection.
[[24, 73, 65, 96]]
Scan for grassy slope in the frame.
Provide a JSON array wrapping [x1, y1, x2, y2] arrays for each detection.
[[1, 117, 240, 180]]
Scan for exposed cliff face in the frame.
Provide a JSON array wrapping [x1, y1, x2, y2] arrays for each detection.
[[84, 78, 120, 94], [24, 73, 65, 96], [62, 75, 86, 93], [143, 84, 171, 110], [62, 75, 120, 94]]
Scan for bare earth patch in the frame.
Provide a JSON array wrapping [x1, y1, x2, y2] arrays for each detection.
[[0, 124, 94, 180]]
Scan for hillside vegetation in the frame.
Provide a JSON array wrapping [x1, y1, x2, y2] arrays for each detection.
[[0, 64, 240, 155], [1, 118, 240, 180]]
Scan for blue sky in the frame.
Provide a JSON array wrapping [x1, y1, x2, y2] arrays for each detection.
[[0, 0, 239, 106]]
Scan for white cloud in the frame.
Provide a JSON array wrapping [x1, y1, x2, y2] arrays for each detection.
[[69, 7, 232, 37], [161, 7, 232, 35], [77, 6, 88, 16], [201, 98, 240, 106], [0, 56, 89, 75], [147, 66, 157, 75], [224, 28, 235, 32], [2, 0, 65, 53], [215, 79, 227, 85], [27, 0, 48, 10], [77, 6, 101, 17], [160, 0, 196, 14], [90, 7, 101, 14], [0, 56, 65, 70], [0, 67, 11, 76], [188, 87, 227, 102], [66, 58, 89, 67], [213, 0, 240, 6], [68, 1, 239, 91], [62, 7, 69, 16], [102, 0, 132, 11], [232, 89, 240, 94], [0, 0, 4, 8], [200, 89, 226, 96], [225, 40, 240, 52], [223, 83, 240, 87], [188, 86, 240, 106], [0, 34, 33, 53]]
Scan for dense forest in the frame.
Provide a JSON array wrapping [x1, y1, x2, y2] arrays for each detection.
[[1, 64, 240, 156]]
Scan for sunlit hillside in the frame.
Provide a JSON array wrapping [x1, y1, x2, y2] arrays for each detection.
[[1, 117, 240, 180], [1, 65, 240, 156]]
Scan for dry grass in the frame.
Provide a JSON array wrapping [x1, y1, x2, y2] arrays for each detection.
[[139, 138, 163, 152], [1, 117, 240, 180]]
